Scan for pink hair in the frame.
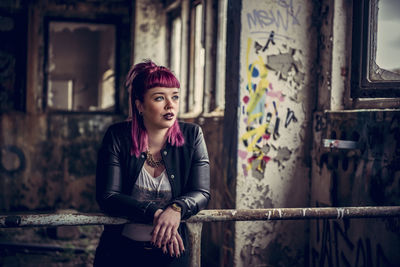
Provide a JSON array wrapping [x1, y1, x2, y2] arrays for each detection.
[[125, 59, 184, 157]]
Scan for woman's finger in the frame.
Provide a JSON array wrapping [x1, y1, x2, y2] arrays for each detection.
[[173, 238, 180, 257], [155, 225, 167, 247], [151, 224, 161, 244], [168, 239, 175, 257], [175, 233, 185, 253], [162, 244, 168, 255], [161, 226, 173, 245]]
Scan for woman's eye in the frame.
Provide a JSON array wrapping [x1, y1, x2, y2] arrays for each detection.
[[172, 95, 179, 100], [154, 96, 164, 101]]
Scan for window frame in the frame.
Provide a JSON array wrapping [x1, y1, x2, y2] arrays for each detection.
[[351, 0, 400, 98], [43, 16, 121, 114]]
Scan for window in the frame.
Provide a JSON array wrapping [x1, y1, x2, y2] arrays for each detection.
[[168, 7, 185, 113], [44, 19, 117, 112], [351, 0, 400, 98], [166, 0, 226, 117], [188, 1, 205, 114]]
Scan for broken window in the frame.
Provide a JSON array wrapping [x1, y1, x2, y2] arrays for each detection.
[[351, 0, 400, 98], [45, 20, 117, 112]]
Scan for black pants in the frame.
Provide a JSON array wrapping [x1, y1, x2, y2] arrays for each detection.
[[93, 234, 189, 267]]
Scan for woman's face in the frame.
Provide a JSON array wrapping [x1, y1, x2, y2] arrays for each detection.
[[136, 87, 180, 131]]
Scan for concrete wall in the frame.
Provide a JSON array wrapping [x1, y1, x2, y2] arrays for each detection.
[[235, 0, 317, 265]]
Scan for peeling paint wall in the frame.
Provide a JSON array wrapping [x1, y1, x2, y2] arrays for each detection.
[[235, 0, 316, 265]]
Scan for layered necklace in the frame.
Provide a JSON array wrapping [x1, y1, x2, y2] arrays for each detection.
[[145, 149, 164, 168]]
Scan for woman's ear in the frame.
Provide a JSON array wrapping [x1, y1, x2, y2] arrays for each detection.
[[135, 99, 143, 114]]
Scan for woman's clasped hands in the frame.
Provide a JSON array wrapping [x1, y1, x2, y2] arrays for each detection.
[[152, 207, 185, 257]]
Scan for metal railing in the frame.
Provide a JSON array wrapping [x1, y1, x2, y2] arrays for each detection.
[[1, 206, 400, 267]]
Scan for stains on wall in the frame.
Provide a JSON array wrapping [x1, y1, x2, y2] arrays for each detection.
[[0, 145, 26, 175], [133, 0, 166, 64], [241, 236, 303, 267], [311, 111, 400, 266], [0, 114, 119, 212]]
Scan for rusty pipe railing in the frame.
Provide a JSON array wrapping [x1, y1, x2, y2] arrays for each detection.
[[2, 206, 399, 228], [1, 206, 400, 267]]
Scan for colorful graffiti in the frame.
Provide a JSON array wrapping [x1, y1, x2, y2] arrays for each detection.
[[240, 37, 299, 178]]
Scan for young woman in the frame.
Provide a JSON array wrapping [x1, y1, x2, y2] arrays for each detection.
[[94, 60, 210, 267]]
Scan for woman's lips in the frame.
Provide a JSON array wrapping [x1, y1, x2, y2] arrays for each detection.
[[163, 113, 174, 120]]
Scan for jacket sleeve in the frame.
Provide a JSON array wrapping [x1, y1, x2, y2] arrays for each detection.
[[172, 126, 211, 220], [96, 126, 161, 223]]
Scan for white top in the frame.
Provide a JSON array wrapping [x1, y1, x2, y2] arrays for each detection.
[[122, 167, 172, 241]]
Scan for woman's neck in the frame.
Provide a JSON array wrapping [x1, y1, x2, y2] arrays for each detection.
[[147, 128, 168, 152]]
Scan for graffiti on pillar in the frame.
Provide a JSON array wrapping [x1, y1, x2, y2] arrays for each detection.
[[246, 0, 301, 32], [240, 1, 306, 179], [239, 37, 301, 178]]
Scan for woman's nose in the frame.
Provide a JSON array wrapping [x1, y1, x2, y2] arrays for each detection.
[[165, 99, 172, 110]]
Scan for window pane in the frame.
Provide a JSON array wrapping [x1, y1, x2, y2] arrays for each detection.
[[170, 17, 182, 79], [47, 21, 116, 111], [373, 0, 400, 80], [190, 3, 204, 113]]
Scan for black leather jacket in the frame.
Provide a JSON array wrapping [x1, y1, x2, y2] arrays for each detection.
[[96, 121, 210, 227]]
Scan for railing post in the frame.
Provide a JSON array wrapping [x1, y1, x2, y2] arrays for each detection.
[[186, 222, 203, 267]]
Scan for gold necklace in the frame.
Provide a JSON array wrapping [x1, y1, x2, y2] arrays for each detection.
[[145, 150, 164, 168]]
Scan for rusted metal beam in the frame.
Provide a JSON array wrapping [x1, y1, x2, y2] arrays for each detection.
[[186, 206, 400, 222], [1, 207, 399, 267], [0, 213, 128, 228], [1, 206, 399, 228]]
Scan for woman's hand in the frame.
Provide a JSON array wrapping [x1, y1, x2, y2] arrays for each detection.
[[151, 206, 181, 248], [161, 233, 185, 257]]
